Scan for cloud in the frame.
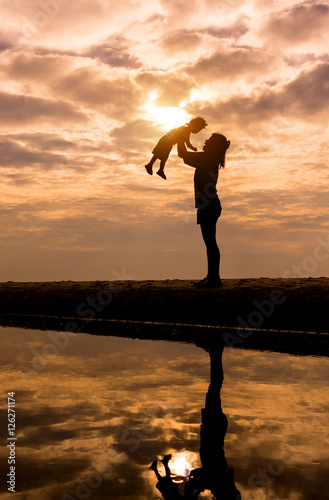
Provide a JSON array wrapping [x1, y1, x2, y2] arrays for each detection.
[[185, 45, 279, 82], [0, 39, 11, 51], [52, 67, 141, 120], [161, 30, 202, 54], [86, 36, 142, 68], [0, 91, 88, 126], [4, 0, 144, 49], [158, 0, 200, 18], [109, 119, 160, 157], [2, 51, 70, 82], [197, 62, 329, 128], [0, 138, 67, 168], [1, 51, 142, 120], [284, 51, 329, 68], [136, 71, 194, 107], [6, 132, 76, 151], [158, 18, 250, 62], [282, 62, 329, 115], [201, 17, 250, 39], [261, 2, 329, 46]]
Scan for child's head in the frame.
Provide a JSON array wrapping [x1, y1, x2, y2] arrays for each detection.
[[188, 116, 207, 134]]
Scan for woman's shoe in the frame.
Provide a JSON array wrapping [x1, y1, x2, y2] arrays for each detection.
[[193, 277, 209, 287], [196, 278, 222, 288]]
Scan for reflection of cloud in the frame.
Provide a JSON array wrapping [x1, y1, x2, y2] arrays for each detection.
[[18, 456, 91, 493], [2, 329, 329, 499]]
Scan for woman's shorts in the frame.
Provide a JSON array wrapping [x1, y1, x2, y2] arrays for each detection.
[[197, 198, 222, 225], [152, 135, 172, 161]]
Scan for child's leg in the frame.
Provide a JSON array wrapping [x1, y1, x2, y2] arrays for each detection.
[[145, 155, 157, 175], [156, 159, 167, 180]]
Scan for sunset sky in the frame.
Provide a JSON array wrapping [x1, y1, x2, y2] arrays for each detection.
[[1, 0, 328, 281]]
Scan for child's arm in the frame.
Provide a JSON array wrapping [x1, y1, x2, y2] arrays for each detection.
[[185, 136, 197, 151], [180, 129, 197, 151]]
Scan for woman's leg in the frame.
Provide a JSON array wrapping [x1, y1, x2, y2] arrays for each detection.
[[200, 222, 220, 280]]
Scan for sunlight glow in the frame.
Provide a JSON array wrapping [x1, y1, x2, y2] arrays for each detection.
[[149, 105, 190, 129], [168, 451, 194, 479], [144, 91, 190, 129]]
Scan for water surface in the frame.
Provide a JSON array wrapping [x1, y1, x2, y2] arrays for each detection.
[[0, 326, 328, 499]]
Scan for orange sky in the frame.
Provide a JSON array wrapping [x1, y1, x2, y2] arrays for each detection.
[[1, 0, 329, 280]]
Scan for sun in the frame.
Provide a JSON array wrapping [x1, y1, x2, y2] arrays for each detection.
[[144, 91, 190, 129], [149, 105, 190, 129]]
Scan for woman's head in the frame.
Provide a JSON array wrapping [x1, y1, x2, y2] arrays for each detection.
[[188, 116, 207, 133], [203, 133, 230, 168]]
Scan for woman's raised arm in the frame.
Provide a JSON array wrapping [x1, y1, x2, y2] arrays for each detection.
[[177, 140, 188, 159], [177, 140, 204, 168]]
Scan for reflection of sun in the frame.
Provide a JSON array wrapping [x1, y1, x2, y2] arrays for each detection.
[[171, 454, 190, 477], [166, 450, 197, 480], [144, 91, 190, 129]]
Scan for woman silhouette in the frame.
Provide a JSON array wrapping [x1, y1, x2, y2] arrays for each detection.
[[177, 134, 230, 288]]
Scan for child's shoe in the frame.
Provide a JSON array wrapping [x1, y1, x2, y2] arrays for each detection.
[[161, 454, 172, 465], [145, 164, 153, 175], [156, 170, 167, 180], [149, 461, 158, 471]]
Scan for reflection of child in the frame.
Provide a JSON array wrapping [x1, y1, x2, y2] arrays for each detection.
[[149, 454, 182, 499], [145, 117, 207, 180], [149, 454, 203, 499]]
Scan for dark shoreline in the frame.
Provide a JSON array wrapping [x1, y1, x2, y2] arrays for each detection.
[[1, 313, 328, 357], [1, 278, 328, 356]]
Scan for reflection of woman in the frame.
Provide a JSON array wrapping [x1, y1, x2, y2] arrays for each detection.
[[177, 134, 230, 288], [189, 339, 241, 499], [148, 339, 240, 499]]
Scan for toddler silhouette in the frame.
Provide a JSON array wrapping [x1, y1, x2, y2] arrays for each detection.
[[145, 117, 207, 180]]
